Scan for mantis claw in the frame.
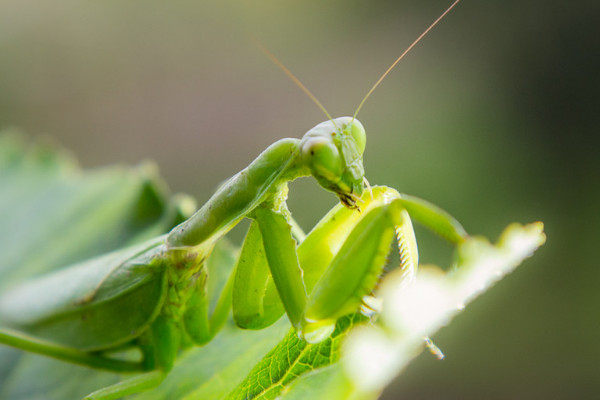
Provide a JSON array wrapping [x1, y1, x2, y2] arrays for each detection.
[[360, 295, 382, 317], [337, 191, 365, 210], [338, 192, 358, 209]]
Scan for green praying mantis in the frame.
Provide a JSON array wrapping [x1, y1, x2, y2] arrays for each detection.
[[0, 1, 468, 399]]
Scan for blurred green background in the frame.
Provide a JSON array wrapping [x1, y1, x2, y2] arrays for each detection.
[[0, 0, 598, 398]]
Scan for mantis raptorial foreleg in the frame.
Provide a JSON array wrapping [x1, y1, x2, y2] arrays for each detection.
[[253, 207, 308, 331], [232, 220, 285, 330], [233, 186, 467, 343]]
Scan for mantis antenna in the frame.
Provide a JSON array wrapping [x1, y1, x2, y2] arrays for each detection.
[[353, 0, 461, 120], [254, 40, 337, 127]]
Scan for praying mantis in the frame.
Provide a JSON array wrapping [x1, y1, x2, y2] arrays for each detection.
[[0, 1, 468, 399]]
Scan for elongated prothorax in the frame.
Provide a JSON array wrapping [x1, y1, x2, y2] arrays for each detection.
[[166, 117, 367, 250]]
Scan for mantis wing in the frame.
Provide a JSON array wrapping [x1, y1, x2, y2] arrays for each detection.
[[0, 237, 167, 352]]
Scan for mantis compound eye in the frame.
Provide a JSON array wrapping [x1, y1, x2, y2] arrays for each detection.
[[302, 137, 343, 181], [348, 119, 366, 154]]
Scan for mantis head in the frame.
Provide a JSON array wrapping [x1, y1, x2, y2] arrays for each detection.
[[260, 0, 462, 210], [300, 116, 366, 209]]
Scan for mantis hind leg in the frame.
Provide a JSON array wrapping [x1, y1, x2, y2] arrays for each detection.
[[83, 314, 180, 399], [0, 329, 144, 373]]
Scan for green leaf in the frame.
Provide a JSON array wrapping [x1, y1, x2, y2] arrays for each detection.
[[341, 223, 546, 395], [1, 356, 120, 400], [133, 320, 291, 400], [0, 133, 183, 290], [0, 132, 190, 398], [224, 314, 366, 400], [0, 132, 546, 400]]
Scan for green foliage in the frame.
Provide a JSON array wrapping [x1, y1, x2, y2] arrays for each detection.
[[0, 132, 185, 398], [226, 314, 366, 400], [0, 133, 545, 399]]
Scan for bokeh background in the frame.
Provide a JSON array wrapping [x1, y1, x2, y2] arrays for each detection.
[[1, 0, 598, 399]]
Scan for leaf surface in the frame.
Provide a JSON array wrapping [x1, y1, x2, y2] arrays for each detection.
[[0, 133, 187, 398], [0, 133, 546, 400]]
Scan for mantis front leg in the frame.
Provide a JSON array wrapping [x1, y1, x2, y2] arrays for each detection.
[[231, 209, 307, 332], [233, 186, 468, 344], [253, 207, 308, 331]]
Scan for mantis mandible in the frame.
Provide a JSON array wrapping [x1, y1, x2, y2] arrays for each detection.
[[0, 1, 466, 399]]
